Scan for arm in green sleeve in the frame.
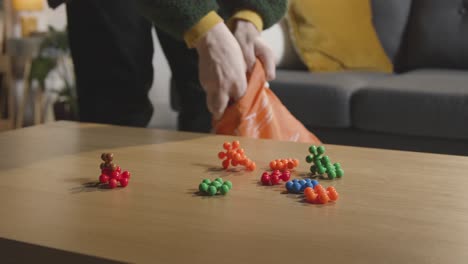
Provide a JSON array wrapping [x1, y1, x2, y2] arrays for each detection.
[[221, 0, 288, 29], [136, 0, 220, 40]]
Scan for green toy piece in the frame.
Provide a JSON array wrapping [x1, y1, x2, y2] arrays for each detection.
[[199, 183, 209, 192], [317, 146, 326, 155], [336, 168, 344, 178], [202, 179, 211, 185], [198, 178, 232, 196], [310, 165, 317, 174], [207, 186, 218, 196], [220, 185, 230, 195], [317, 165, 326, 175], [305, 145, 344, 179], [211, 181, 222, 189], [308, 146, 318, 155], [215, 177, 223, 184], [224, 181, 233, 190]]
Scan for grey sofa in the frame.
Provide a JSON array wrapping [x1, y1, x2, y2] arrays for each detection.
[[270, 0, 468, 156]]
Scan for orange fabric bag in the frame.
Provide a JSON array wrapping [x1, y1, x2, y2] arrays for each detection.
[[214, 60, 321, 144]]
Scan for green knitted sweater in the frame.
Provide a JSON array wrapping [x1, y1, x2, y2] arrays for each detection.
[[137, 0, 287, 40]]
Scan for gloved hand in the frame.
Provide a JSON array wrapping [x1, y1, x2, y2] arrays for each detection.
[[233, 20, 276, 81], [195, 22, 247, 120]]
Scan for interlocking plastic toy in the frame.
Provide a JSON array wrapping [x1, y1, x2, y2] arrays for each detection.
[[304, 185, 339, 204], [218, 141, 256, 171], [98, 153, 131, 188], [198, 178, 233, 196], [285, 178, 319, 194], [260, 170, 291, 185], [305, 145, 344, 179], [269, 158, 299, 171]]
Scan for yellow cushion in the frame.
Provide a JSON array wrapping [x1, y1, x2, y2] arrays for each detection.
[[287, 0, 393, 72]]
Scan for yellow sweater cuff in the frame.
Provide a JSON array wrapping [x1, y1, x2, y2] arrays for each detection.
[[184, 11, 224, 48], [228, 10, 264, 32]]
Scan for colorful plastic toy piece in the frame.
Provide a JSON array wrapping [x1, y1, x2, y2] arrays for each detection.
[[285, 178, 318, 194], [304, 184, 339, 204], [218, 141, 256, 171], [306, 145, 344, 179], [198, 178, 233, 196], [98, 153, 131, 188], [269, 158, 299, 171], [260, 170, 291, 186], [327, 186, 339, 201]]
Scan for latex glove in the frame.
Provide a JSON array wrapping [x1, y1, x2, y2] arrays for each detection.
[[233, 20, 276, 80], [195, 23, 247, 120]]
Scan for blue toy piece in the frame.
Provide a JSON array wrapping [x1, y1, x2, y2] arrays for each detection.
[[292, 182, 302, 193], [311, 179, 319, 187], [285, 179, 320, 194], [304, 182, 314, 189]]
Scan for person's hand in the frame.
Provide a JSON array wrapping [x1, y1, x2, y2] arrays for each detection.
[[195, 23, 247, 120], [233, 20, 276, 80]]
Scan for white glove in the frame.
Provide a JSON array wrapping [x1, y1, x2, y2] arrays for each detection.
[[233, 20, 276, 80], [195, 23, 247, 120]]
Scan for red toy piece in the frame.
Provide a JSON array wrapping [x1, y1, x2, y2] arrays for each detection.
[[102, 168, 112, 176], [261, 172, 271, 185], [218, 141, 256, 171], [119, 178, 129, 187], [270, 174, 280, 185], [108, 178, 118, 189], [111, 170, 121, 181], [98, 153, 131, 188], [260, 170, 291, 186], [99, 174, 109, 184], [280, 170, 291, 181], [121, 171, 131, 179], [269, 158, 299, 171]]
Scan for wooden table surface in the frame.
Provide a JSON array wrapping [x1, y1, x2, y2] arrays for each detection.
[[1, 121, 468, 263]]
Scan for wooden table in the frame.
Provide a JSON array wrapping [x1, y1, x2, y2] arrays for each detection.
[[1, 121, 468, 263]]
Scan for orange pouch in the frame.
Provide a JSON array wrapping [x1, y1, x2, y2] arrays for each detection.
[[213, 60, 321, 144]]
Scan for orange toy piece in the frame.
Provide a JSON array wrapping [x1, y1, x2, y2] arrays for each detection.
[[305, 185, 339, 204], [269, 158, 299, 171], [218, 140, 256, 171], [314, 184, 326, 195], [327, 186, 339, 201], [317, 192, 330, 204], [304, 187, 318, 203]]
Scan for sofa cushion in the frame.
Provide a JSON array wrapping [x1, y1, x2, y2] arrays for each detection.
[[397, 0, 468, 71], [371, 0, 412, 62], [270, 70, 388, 128], [352, 70, 468, 140], [286, 0, 392, 73]]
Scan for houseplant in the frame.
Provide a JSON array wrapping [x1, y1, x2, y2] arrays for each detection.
[[30, 26, 78, 121]]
